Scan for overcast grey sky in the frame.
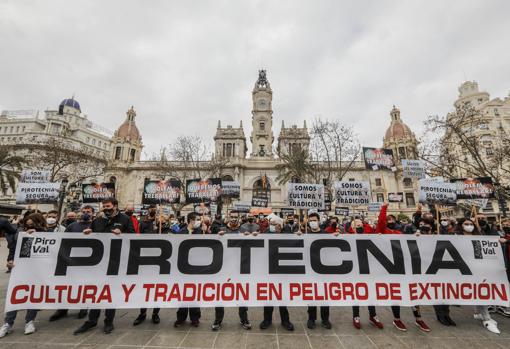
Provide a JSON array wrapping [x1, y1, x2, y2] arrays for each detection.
[[1, 0, 509, 158]]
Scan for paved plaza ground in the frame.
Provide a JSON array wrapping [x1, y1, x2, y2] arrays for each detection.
[[0, 238, 509, 349]]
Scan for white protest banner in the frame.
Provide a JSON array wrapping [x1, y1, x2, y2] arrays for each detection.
[[464, 199, 489, 210], [418, 179, 457, 205], [221, 181, 241, 198], [335, 207, 350, 216], [401, 160, 425, 179], [15, 182, 60, 204], [20, 170, 51, 183], [6, 233, 509, 311], [287, 183, 325, 209], [334, 181, 371, 206], [367, 202, 383, 212]]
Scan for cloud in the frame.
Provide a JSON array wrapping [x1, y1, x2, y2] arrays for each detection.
[[1, 0, 509, 157]]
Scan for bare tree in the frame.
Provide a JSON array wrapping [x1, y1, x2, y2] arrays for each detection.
[[309, 118, 361, 192], [151, 135, 229, 213]]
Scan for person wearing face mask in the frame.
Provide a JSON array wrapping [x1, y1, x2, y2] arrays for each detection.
[[45, 210, 66, 232], [210, 211, 252, 331], [240, 214, 260, 234], [282, 214, 299, 234], [210, 214, 224, 235], [377, 203, 430, 333], [257, 214, 269, 233], [173, 212, 203, 328], [259, 216, 295, 332], [124, 204, 140, 234], [324, 216, 342, 234], [63, 211, 77, 227], [299, 213, 333, 330], [346, 219, 384, 330], [476, 214, 498, 236], [48, 206, 95, 322], [74, 198, 134, 336], [0, 213, 47, 338], [457, 218, 500, 333]]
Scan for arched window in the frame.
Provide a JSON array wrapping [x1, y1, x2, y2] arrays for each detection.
[[403, 178, 413, 188], [222, 175, 234, 181], [253, 178, 271, 203]]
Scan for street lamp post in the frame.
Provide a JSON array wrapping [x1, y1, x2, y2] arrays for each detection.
[[57, 175, 69, 220]]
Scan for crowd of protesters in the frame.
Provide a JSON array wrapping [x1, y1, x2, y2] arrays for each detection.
[[0, 198, 509, 338]]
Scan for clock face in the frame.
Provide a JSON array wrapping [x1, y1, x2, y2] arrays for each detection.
[[259, 149, 266, 156], [257, 99, 267, 109]]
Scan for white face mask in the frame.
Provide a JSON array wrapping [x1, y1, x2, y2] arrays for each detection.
[[464, 225, 474, 233], [441, 221, 448, 227], [46, 217, 57, 225], [193, 220, 201, 229], [269, 225, 276, 232], [309, 221, 319, 230]]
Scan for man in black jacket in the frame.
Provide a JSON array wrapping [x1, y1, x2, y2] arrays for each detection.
[[73, 198, 134, 335]]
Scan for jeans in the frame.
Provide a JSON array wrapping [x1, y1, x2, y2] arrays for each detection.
[[140, 308, 160, 315], [263, 307, 289, 323], [5, 310, 38, 326], [88, 309, 116, 324], [214, 307, 248, 322], [433, 305, 450, 317], [307, 306, 329, 321], [176, 308, 201, 322], [352, 306, 376, 318], [391, 306, 421, 319]]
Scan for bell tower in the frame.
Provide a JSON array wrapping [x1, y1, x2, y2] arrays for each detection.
[[250, 70, 274, 158]]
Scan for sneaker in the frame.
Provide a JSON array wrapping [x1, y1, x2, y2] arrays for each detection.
[[445, 316, 456, 326], [353, 317, 361, 329], [24, 321, 36, 335], [240, 319, 252, 330], [483, 319, 500, 334], [152, 314, 160, 324], [307, 319, 316, 329], [488, 306, 497, 314], [259, 320, 271, 330], [0, 323, 12, 338], [321, 320, 332, 329], [497, 306, 510, 318], [191, 320, 200, 327], [211, 320, 221, 331], [74, 321, 97, 335], [133, 314, 146, 326], [103, 321, 114, 334], [392, 319, 407, 332], [474, 313, 485, 321], [369, 316, 384, 329], [415, 320, 431, 332], [282, 321, 294, 331]]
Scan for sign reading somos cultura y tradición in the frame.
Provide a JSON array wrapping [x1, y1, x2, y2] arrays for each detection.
[[287, 183, 325, 209], [334, 181, 371, 206]]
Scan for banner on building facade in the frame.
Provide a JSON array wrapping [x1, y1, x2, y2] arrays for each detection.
[[388, 192, 404, 203], [20, 170, 51, 183], [185, 178, 222, 203], [6, 233, 509, 311], [221, 181, 240, 198], [82, 183, 116, 203], [287, 183, 325, 209], [142, 179, 181, 205], [334, 181, 371, 206], [451, 177, 496, 200], [363, 147, 397, 171], [418, 179, 457, 205], [15, 182, 60, 204], [401, 159, 425, 179]]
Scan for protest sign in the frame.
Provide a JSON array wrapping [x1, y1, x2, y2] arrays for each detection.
[[464, 199, 489, 210], [82, 183, 116, 203], [15, 182, 60, 204], [287, 183, 325, 209], [335, 207, 350, 216], [6, 233, 508, 311], [142, 179, 181, 205], [221, 181, 240, 198], [363, 147, 396, 171], [451, 177, 495, 199], [401, 159, 425, 179], [20, 170, 51, 183], [368, 202, 383, 212], [334, 181, 371, 206], [185, 178, 222, 203], [233, 201, 251, 213], [280, 208, 295, 216], [252, 195, 269, 208], [388, 192, 404, 203], [418, 179, 457, 205]]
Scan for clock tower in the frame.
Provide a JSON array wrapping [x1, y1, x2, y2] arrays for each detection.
[[250, 70, 274, 158]]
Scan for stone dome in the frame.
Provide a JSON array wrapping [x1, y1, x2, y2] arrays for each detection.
[[114, 106, 141, 141], [384, 105, 414, 141]]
